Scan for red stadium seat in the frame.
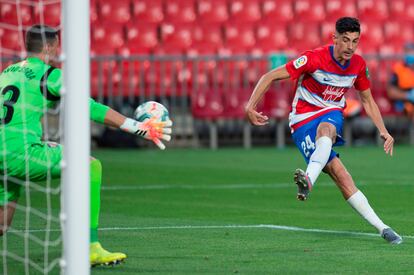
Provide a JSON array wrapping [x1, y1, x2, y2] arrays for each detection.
[[325, 0, 357, 21], [223, 24, 256, 51], [90, 1, 99, 24], [197, 0, 229, 23], [178, 50, 215, 88], [357, 0, 388, 21], [260, 87, 291, 119], [117, 61, 144, 96], [384, 21, 414, 46], [405, 1, 414, 21], [222, 88, 251, 118], [388, 0, 405, 19], [183, 44, 219, 88], [373, 89, 396, 116], [146, 47, 185, 95], [229, 0, 261, 23], [320, 21, 336, 44], [356, 43, 378, 55], [389, 0, 414, 21], [99, 0, 131, 24], [192, 24, 223, 51], [0, 27, 24, 56], [256, 23, 289, 52], [378, 44, 404, 55], [33, 2, 61, 27], [294, 0, 325, 22], [191, 89, 223, 119], [123, 22, 158, 54], [91, 23, 125, 55], [165, 0, 197, 23], [261, 0, 293, 23], [0, 2, 32, 26], [160, 23, 193, 52], [214, 49, 251, 87], [288, 23, 321, 54], [359, 22, 384, 49], [119, 43, 153, 56], [132, 0, 164, 23], [90, 61, 120, 97]]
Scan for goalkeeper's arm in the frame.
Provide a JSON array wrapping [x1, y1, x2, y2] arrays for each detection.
[[90, 99, 172, 150]]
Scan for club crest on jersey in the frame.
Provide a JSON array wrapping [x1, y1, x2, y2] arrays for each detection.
[[293, 56, 307, 69]]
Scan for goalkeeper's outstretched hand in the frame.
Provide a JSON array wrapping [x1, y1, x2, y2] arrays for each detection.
[[120, 118, 173, 150]]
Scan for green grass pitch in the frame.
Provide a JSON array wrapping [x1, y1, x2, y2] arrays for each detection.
[[2, 146, 414, 274]]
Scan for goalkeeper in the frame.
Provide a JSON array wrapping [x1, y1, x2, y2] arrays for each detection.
[[0, 25, 172, 266]]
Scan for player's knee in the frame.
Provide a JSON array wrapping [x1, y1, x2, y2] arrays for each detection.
[[0, 220, 12, 236], [0, 226, 8, 236], [317, 122, 336, 140]]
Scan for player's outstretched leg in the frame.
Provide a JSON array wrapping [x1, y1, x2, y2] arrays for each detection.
[[89, 159, 127, 266], [294, 168, 312, 201], [325, 158, 403, 244]]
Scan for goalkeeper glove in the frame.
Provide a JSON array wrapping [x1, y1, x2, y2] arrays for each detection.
[[120, 118, 172, 150]]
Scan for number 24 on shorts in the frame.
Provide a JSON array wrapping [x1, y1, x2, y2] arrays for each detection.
[[301, 135, 315, 157]]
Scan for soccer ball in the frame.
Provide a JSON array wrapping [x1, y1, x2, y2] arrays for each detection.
[[134, 101, 169, 122]]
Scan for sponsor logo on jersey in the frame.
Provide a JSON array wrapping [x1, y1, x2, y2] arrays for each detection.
[[293, 56, 308, 69], [322, 86, 345, 101]]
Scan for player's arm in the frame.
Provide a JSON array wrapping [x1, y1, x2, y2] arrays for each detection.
[[48, 68, 172, 149], [90, 99, 172, 150], [245, 65, 290, 126], [359, 88, 394, 156]]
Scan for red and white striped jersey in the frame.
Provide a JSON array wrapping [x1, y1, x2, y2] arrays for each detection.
[[285, 45, 370, 131]]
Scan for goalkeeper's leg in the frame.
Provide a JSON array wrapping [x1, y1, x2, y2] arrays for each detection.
[[0, 201, 17, 236], [89, 158, 127, 266], [0, 144, 128, 263]]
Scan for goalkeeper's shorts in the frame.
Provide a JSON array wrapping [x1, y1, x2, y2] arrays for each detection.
[[0, 142, 62, 205]]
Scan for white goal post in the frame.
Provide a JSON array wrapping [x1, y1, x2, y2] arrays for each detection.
[[61, 0, 90, 274]]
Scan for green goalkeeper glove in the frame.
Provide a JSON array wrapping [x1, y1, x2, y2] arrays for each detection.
[[120, 118, 172, 150]]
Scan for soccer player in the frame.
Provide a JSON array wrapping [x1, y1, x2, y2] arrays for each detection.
[[0, 25, 172, 266], [245, 17, 402, 244]]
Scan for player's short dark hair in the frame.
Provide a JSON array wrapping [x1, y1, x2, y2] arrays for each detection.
[[335, 17, 360, 34], [25, 24, 58, 53]]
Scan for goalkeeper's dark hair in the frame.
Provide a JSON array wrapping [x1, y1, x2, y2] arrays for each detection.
[[25, 24, 59, 53], [335, 17, 360, 34]]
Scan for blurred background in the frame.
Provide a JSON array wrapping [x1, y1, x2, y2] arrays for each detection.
[[1, 0, 414, 149]]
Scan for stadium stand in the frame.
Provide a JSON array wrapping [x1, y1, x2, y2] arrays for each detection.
[[2, 0, 412, 56], [261, 0, 294, 22], [165, 0, 197, 23], [1, 0, 413, 147]]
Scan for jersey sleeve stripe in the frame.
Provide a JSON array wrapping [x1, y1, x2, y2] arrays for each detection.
[[40, 66, 60, 101]]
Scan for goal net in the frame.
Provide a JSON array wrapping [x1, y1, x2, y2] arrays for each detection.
[[0, 0, 89, 274]]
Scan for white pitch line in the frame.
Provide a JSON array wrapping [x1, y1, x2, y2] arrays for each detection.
[[9, 224, 414, 240], [101, 183, 295, 190], [101, 181, 414, 191]]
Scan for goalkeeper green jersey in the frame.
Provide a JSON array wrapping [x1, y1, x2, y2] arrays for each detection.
[[0, 56, 109, 152]]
